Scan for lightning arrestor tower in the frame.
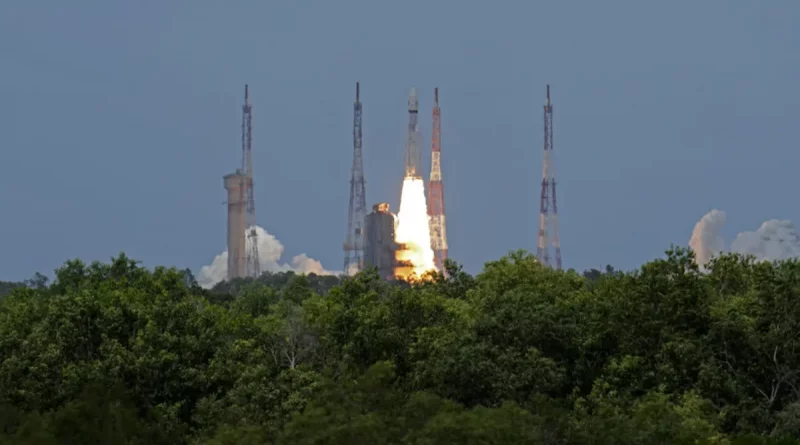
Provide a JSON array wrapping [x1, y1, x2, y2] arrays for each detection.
[[344, 82, 368, 274], [427, 88, 448, 272], [242, 85, 261, 278], [537, 85, 562, 269]]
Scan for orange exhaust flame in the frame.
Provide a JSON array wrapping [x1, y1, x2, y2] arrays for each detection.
[[394, 176, 437, 281]]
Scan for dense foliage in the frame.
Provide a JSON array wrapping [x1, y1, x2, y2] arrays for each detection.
[[0, 276, 38, 299], [1, 249, 799, 444], [0, 281, 21, 298]]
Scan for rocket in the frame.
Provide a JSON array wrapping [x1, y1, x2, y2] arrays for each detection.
[[404, 88, 420, 177]]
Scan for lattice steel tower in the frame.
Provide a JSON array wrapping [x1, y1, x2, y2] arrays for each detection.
[[242, 85, 261, 278], [537, 85, 562, 269], [427, 88, 448, 272], [344, 82, 367, 274]]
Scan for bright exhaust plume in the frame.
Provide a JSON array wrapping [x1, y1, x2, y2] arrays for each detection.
[[394, 176, 437, 280]]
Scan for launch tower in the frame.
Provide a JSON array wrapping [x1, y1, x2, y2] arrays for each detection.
[[225, 85, 261, 280], [427, 88, 448, 272], [536, 85, 562, 269], [242, 85, 261, 278]]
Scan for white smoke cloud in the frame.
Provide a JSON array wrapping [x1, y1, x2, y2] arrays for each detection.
[[198, 226, 341, 288], [689, 209, 728, 267], [344, 262, 360, 277], [689, 209, 800, 268], [730, 220, 800, 261]]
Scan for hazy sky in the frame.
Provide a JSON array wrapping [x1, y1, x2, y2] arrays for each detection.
[[1, 1, 799, 281]]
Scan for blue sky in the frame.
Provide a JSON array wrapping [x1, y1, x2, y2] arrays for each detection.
[[1, 1, 799, 281]]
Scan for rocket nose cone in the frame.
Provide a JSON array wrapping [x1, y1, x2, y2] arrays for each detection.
[[408, 87, 418, 111]]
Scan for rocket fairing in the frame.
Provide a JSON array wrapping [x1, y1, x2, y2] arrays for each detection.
[[404, 88, 421, 177], [408, 87, 419, 112]]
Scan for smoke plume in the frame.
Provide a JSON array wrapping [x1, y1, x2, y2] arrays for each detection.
[[344, 262, 360, 277], [689, 209, 728, 266], [689, 209, 800, 268], [198, 226, 341, 288]]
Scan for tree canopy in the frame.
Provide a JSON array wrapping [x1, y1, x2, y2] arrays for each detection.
[[0, 280, 24, 298], [1, 249, 799, 444]]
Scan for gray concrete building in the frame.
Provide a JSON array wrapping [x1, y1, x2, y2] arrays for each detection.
[[364, 203, 398, 280], [224, 171, 247, 280]]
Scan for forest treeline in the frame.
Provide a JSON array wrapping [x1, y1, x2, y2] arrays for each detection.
[[1, 249, 800, 444]]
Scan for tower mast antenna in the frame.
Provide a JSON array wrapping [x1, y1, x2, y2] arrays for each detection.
[[537, 85, 562, 269], [344, 82, 368, 274], [243, 84, 261, 277], [427, 88, 449, 273]]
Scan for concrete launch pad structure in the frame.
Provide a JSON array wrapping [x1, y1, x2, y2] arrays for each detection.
[[224, 171, 248, 279], [364, 203, 399, 280]]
